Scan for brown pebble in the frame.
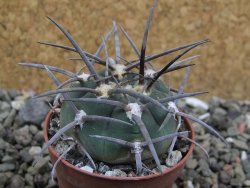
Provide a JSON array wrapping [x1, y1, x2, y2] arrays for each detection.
[[238, 122, 246, 134], [223, 164, 232, 171]]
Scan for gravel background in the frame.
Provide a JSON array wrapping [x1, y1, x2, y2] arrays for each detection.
[[0, 88, 250, 188]]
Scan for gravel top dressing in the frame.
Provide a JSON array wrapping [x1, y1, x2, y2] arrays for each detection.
[[0, 89, 250, 188]]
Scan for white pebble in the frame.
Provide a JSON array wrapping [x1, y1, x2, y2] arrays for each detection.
[[225, 137, 234, 143], [241, 151, 248, 161], [185, 97, 209, 111], [186, 180, 194, 188], [28, 146, 42, 156], [80, 165, 93, 173]]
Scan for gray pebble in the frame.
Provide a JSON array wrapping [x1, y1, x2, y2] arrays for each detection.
[[98, 162, 110, 173], [34, 174, 50, 188], [0, 101, 11, 113], [211, 107, 227, 129], [32, 156, 50, 174], [227, 126, 240, 136], [0, 138, 9, 150], [166, 150, 182, 167], [186, 158, 198, 169], [0, 163, 15, 172], [233, 139, 249, 150], [242, 160, 250, 174], [234, 163, 246, 182], [33, 131, 44, 143], [18, 163, 28, 174], [8, 89, 20, 99], [1, 155, 14, 163], [19, 147, 33, 163], [230, 178, 243, 186], [209, 158, 220, 172], [0, 173, 7, 188], [219, 171, 231, 184], [18, 99, 49, 126], [14, 125, 32, 146], [9, 175, 25, 188], [198, 167, 213, 177], [29, 125, 38, 135], [219, 153, 231, 163], [0, 111, 9, 123], [0, 90, 11, 102], [3, 108, 16, 127], [24, 173, 34, 186]]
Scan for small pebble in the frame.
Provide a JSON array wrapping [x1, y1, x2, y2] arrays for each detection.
[[80, 166, 94, 173], [29, 146, 42, 156], [166, 150, 182, 167], [241, 151, 248, 160]]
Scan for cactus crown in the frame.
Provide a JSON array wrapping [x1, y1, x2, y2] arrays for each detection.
[[20, 0, 225, 176]]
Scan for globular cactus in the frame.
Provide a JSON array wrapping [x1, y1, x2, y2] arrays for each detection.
[[20, 0, 225, 175]]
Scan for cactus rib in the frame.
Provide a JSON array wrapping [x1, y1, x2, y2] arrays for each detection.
[[33, 87, 101, 99], [64, 98, 126, 109]]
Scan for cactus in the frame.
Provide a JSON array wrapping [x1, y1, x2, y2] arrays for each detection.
[[20, 0, 226, 175]]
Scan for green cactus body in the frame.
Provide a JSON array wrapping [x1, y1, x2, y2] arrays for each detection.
[[60, 75, 177, 164], [20, 0, 222, 175]]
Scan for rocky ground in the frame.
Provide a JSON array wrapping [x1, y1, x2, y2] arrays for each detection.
[[0, 88, 249, 188]]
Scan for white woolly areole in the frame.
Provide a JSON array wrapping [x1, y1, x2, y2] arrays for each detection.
[[107, 57, 116, 66], [96, 83, 114, 98], [126, 103, 142, 121], [133, 85, 143, 93], [168, 102, 179, 114], [77, 73, 90, 81], [74, 110, 86, 123], [124, 84, 132, 90], [145, 69, 156, 78], [113, 64, 126, 79]]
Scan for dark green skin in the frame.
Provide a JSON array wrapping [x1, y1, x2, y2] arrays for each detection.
[[60, 76, 177, 164]]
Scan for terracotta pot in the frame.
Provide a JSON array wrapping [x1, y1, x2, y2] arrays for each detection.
[[43, 111, 195, 188]]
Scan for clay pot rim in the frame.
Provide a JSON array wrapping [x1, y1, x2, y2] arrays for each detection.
[[43, 110, 195, 181]]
